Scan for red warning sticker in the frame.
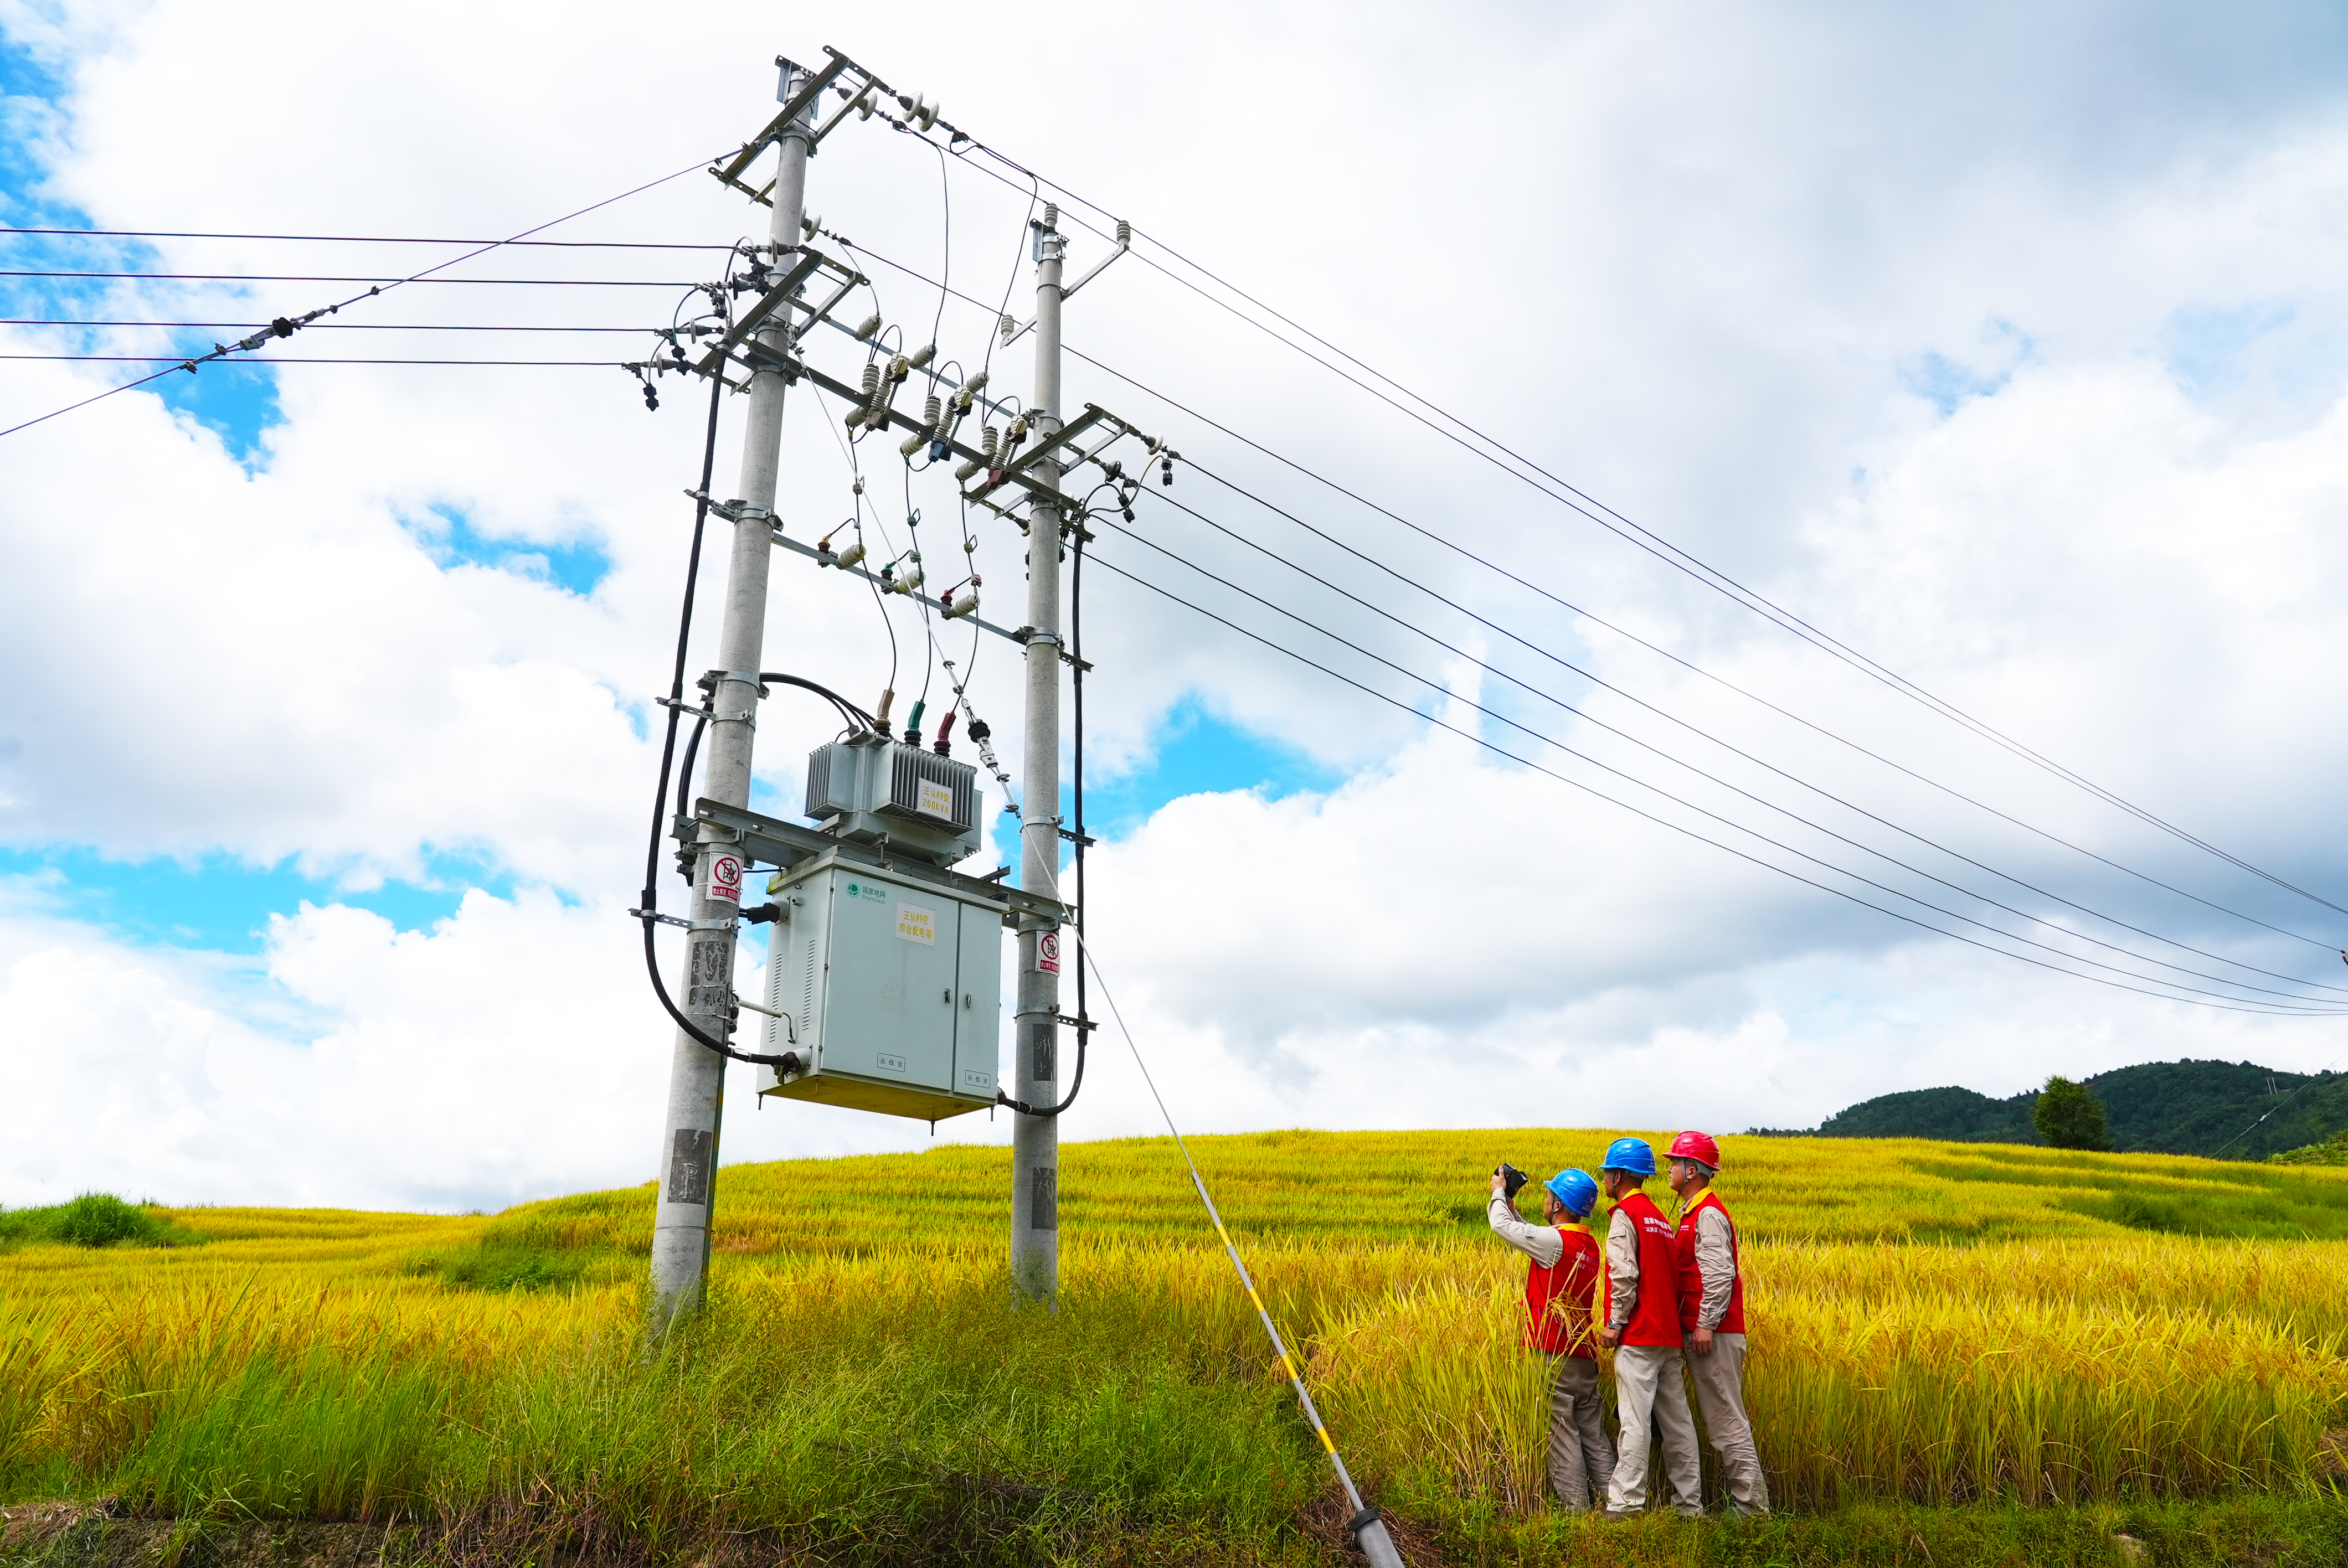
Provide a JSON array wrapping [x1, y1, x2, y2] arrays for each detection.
[[707, 852, 743, 904], [1037, 931, 1060, 974]]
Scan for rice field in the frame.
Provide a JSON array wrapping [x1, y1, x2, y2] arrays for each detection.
[[3, 1129, 2346, 1565]]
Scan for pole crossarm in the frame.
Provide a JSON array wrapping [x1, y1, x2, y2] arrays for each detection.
[[687, 798, 1071, 928], [769, 528, 1087, 664], [710, 53, 852, 194], [688, 249, 840, 376]]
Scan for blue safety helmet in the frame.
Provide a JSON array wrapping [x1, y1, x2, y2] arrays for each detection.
[[1544, 1168, 1598, 1218], [1601, 1137, 1657, 1177]]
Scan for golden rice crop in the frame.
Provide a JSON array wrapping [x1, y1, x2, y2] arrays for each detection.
[[2, 1127, 2344, 1529]]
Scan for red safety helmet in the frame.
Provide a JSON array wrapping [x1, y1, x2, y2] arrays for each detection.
[[1668, 1130, 1722, 1169]]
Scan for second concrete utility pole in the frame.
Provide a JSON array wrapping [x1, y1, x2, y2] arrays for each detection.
[[1010, 210, 1067, 1303]]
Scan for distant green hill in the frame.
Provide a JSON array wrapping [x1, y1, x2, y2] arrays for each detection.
[[1754, 1059, 2348, 1161]]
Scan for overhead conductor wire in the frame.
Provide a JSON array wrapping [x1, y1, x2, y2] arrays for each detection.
[[911, 138, 2348, 931], [1081, 549, 2341, 1017], [1, 152, 729, 440], [841, 231, 2348, 966], [1111, 488, 2348, 1008], [784, 230, 2344, 1010]]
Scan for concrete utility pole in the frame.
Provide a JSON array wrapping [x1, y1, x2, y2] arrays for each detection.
[[1010, 210, 1067, 1303], [647, 65, 815, 1327]]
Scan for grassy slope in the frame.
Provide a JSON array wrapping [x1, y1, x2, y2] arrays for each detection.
[[4, 1130, 2347, 1568], [475, 1127, 2348, 1257]]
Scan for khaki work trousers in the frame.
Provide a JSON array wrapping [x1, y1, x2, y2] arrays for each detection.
[[1606, 1343, 1701, 1517], [1544, 1353, 1615, 1509], [1685, 1332, 1769, 1515]]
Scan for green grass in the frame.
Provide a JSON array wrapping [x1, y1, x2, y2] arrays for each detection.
[[0, 1196, 203, 1251]]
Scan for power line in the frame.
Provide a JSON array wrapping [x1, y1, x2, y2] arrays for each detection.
[[1093, 511, 2346, 1014], [0, 151, 725, 441], [1, 226, 731, 250], [835, 232, 2348, 963], [2, 354, 627, 366], [2, 319, 656, 332], [923, 140, 2348, 928], [0, 270, 694, 286], [1081, 550, 2344, 1019], [1115, 490, 2348, 1006], [1080, 354, 2348, 957]]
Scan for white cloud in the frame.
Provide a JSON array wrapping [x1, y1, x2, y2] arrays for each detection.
[[3, 0, 2347, 1208]]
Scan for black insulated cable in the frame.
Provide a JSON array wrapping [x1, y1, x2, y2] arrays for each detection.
[[997, 525, 1091, 1119], [634, 364, 789, 1070]]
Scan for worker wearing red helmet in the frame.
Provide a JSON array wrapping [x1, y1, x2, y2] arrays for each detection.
[[1667, 1131, 1769, 1517]]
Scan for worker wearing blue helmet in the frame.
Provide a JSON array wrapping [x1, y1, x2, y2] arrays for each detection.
[[1486, 1163, 1615, 1508], [1594, 1137, 1702, 1520]]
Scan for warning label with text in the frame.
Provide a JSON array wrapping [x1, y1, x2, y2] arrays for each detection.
[[895, 902, 937, 945]]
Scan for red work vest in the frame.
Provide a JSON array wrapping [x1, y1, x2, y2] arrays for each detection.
[[1602, 1190, 1684, 1348], [1675, 1189, 1747, 1334], [1523, 1223, 1599, 1359]]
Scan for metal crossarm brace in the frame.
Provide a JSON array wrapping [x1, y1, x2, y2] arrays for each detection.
[[692, 251, 830, 376], [712, 53, 852, 192], [995, 406, 1108, 487], [768, 529, 1083, 662], [689, 798, 1072, 927]]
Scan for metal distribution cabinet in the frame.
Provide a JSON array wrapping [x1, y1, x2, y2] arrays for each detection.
[[755, 850, 1003, 1121]]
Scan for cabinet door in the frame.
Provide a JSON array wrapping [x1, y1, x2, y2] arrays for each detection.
[[952, 908, 1003, 1101], [823, 871, 961, 1093]]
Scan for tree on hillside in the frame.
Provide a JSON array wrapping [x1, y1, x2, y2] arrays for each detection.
[[2035, 1076, 2112, 1151]]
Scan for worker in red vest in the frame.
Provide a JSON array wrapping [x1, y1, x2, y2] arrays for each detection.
[[1593, 1137, 1702, 1519], [1486, 1165, 1615, 1509], [1668, 1131, 1770, 1516]]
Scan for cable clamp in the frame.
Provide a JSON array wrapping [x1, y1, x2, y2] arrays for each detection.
[[630, 909, 739, 933], [698, 669, 770, 695], [1013, 1009, 1094, 1032], [707, 499, 775, 525], [710, 709, 757, 729], [1012, 626, 1063, 649]]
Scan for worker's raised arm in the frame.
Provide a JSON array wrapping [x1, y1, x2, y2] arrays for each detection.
[[1488, 1192, 1564, 1266]]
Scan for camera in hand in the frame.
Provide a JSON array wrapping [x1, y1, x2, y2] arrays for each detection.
[[1496, 1162, 1530, 1201]]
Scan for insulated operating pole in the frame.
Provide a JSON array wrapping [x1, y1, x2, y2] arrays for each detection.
[[647, 63, 814, 1328], [1010, 210, 1067, 1303]]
